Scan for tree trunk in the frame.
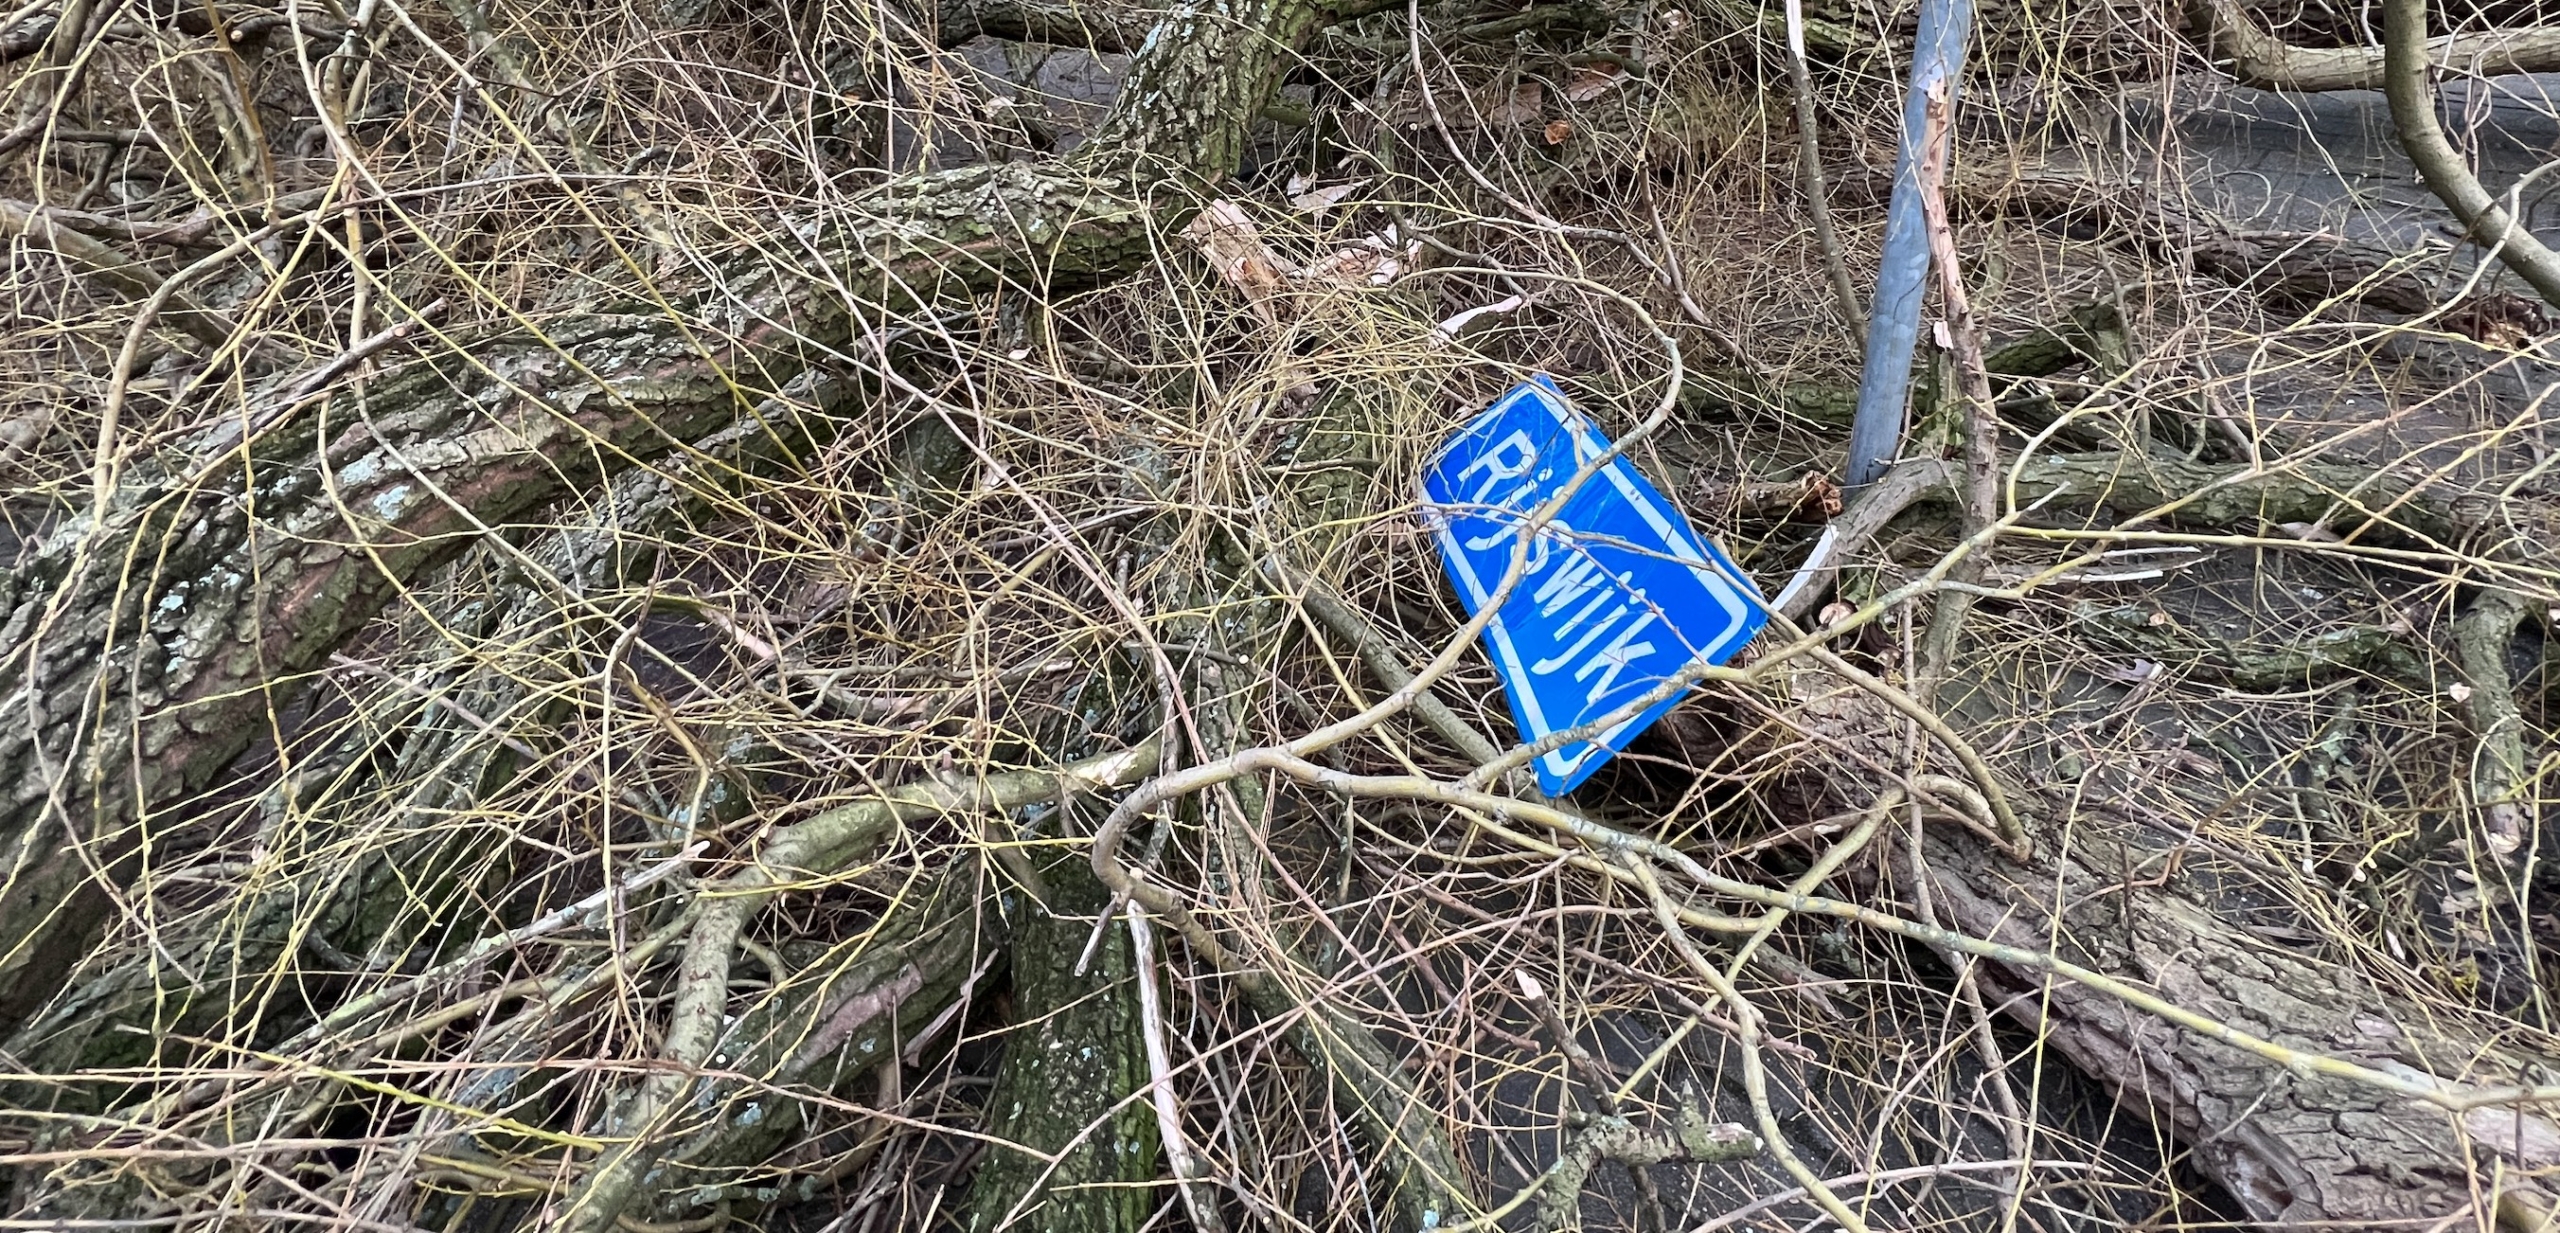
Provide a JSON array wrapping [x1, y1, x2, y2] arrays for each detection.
[[1929, 833, 2554, 1223], [1787, 668, 2560, 1225], [0, 458, 697, 1082], [962, 856, 1160, 1233], [0, 0, 1360, 1042]]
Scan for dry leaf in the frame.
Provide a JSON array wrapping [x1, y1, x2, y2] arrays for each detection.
[[1289, 179, 1368, 215], [1183, 200, 1287, 323], [2101, 659, 2162, 684], [1431, 294, 1525, 344], [1299, 246, 1402, 286], [1485, 81, 1543, 126], [1542, 119, 1573, 145], [1297, 227, 1418, 288], [1563, 63, 1623, 103], [1801, 472, 1843, 519]]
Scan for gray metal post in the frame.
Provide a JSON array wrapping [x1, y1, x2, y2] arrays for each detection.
[[1843, 0, 1975, 489]]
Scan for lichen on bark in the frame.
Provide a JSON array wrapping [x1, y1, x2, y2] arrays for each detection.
[[961, 855, 1161, 1233]]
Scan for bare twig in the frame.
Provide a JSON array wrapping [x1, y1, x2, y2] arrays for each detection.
[[1783, 0, 1864, 336], [1626, 853, 1871, 1233], [282, 297, 449, 400], [1692, 1160, 2097, 1230], [1911, 84, 2001, 699], [1199, 746, 2560, 1117], [1129, 909, 1228, 1233], [0, 197, 241, 349]]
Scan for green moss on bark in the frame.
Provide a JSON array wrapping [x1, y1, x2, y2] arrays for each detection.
[[963, 855, 1160, 1233]]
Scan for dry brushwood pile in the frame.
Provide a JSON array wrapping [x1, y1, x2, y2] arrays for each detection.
[[6, 0, 2560, 1224]]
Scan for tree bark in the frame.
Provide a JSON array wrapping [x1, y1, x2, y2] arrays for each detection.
[[2188, 0, 2560, 91], [962, 857, 1160, 1233], [1785, 658, 2560, 1225], [937, 0, 1157, 51], [0, 0, 1359, 1042], [1916, 819, 2558, 1223], [1, 454, 701, 1082]]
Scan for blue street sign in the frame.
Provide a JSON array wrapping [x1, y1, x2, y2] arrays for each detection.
[[1421, 376, 1768, 795]]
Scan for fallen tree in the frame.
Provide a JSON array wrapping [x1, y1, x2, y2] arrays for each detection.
[[3, 0, 2558, 1226], [2186, 0, 2560, 91]]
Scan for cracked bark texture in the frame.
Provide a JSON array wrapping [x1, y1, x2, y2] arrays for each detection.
[[961, 857, 1158, 1233], [1788, 670, 2560, 1225], [1919, 824, 2555, 1222], [0, 0, 1354, 1041]]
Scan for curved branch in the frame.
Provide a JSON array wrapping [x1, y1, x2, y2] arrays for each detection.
[[561, 741, 1160, 1233], [2380, 0, 2560, 308]]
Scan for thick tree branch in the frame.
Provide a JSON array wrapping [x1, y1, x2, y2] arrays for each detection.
[[0, 197, 241, 348], [2188, 0, 2560, 91], [1771, 659, 2560, 1225], [2453, 589, 2537, 861], [1844, 160, 2530, 328], [2381, 0, 2560, 309], [936, 0, 1157, 51]]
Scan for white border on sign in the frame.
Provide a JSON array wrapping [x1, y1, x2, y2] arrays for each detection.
[[1423, 378, 1766, 784]]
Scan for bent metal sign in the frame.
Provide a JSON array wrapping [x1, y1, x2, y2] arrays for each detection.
[[1422, 375, 1767, 794]]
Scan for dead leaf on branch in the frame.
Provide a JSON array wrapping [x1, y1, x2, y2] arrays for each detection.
[[1184, 199, 1288, 323], [1286, 174, 1369, 215], [1431, 294, 1526, 345], [1297, 225, 1419, 288], [1563, 63, 1623, 103], [1183, 201, 1419, 330]]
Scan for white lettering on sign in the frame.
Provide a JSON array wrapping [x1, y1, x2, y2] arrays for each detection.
[[1573, 607, 1659, 705], [1530, 568, 1634, 675], [1421, 375, 1768, 794], [1529, 546, 1604, 617], [1455, 429, 1539, 519]]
